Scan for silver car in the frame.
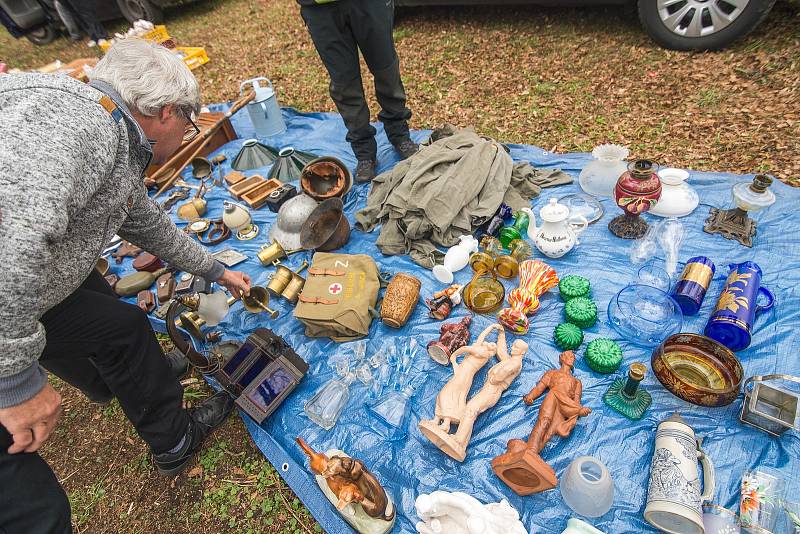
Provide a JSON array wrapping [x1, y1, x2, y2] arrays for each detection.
[[395, 0, 777, 51]]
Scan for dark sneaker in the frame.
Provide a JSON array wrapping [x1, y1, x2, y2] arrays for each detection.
[[153, 391, 234, 476], [355, 160, 377, 183], [392, 139, 419, 160], [164, 348, 191, 380]]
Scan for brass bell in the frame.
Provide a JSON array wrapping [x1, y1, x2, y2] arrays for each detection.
[[241, 286, 279, 319]]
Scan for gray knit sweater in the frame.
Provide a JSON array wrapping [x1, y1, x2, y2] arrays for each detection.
[[0, 73, 224, 408]]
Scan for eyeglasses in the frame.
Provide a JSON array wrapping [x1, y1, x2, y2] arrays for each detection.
[[181, 107, 201, 143]]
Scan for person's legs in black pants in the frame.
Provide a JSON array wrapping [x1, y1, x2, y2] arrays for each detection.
[[64, 0, 108, 41], [39, 270, 188, 454], [348, 0, 413, 147], [301, 2, 377, 163], [0, 426, 72, 534]]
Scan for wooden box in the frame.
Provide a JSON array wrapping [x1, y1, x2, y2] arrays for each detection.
[[242, 178, 283, 210], [228, 175, 266, 199]]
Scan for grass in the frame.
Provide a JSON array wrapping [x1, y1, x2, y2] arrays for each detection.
[[2, 1, 799, 532]]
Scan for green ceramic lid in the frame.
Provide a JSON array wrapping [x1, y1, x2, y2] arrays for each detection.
[[559, 274, 591, 301], [564, 296, 598, 329], [554, 323, 584, 351], [585, 338, 623, 374]]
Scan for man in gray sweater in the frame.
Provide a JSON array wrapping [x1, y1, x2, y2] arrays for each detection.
[[0, 39, 251, 533]]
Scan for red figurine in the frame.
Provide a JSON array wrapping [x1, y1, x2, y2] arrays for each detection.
[[609, 159, 662, 239], [427, 316, 472, 365]]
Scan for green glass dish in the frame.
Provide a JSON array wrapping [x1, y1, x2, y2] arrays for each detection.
[[554, 323, 584, 351], [559, 275, 591, 302], [565, 297, 598, 329], [585, 338, 623, 374]]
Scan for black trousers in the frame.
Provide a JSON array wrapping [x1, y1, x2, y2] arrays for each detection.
[[63, 0, 108, 41], [0, 270, 189, 533], [301, 0, 412, 161]]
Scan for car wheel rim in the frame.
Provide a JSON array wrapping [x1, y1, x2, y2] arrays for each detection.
[[656, 0, 750, 38]]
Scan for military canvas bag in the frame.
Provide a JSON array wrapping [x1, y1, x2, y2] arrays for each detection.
[[293, 252, 381, 342]]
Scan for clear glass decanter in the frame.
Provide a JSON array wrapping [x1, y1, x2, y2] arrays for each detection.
[[304, 351, 360, 431]]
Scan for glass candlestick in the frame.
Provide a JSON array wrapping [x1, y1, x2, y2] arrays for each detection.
[[704, 174, 776, 248], [603, 363, 652, 420], [498, 211, 530, 249]]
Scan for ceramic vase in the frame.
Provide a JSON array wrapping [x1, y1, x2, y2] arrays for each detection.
[[608, 159, 662, 239], [434, 235, 480, 284]]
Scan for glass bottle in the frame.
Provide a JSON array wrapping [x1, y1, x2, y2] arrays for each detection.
[[304, 352, 358, 431], [498, 210, 530, 249], [602, 363, 652, 420]]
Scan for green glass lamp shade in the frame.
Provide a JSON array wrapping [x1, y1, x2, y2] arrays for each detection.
[[603, 363, 651, 419], [554, 323, 584, 351], [267, 146, 318, 183], [559, 275, 591, 301], [232, 139, 279, 171], [498, 211, 530, 249], [565, 297, 598, 329], [585, 338, 623, 374]]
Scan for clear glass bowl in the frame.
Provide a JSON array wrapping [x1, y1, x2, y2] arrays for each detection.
[[608, 284, 683, 347]]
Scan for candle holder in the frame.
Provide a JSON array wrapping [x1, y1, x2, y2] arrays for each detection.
[[498, 210, 530, 249], [603, 363, 652, 420], [704, 174, 776, 248], [469, 235, 502, 274], [497, 260, 558, 334], [494, 239, 532, 279], [608, 159, 662, 240]]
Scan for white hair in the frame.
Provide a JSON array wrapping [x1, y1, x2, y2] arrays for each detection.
[[89, 38, 200, 117]]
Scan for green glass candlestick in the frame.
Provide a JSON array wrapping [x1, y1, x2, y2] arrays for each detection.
[[498, 211, 530, 249], [603, 363, 652, 420]]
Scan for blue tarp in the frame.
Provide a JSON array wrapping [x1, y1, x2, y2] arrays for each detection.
[[137, 105, 800, 534]]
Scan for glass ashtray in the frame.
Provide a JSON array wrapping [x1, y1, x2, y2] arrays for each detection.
[[559, 193, 605, 225], [608, 284, 683, 347]]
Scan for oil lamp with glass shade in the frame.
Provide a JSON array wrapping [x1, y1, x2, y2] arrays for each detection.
[[223, 200, 259, 240], [704, 174, 775, 248]]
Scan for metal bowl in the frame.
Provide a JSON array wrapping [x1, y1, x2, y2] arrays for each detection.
[[652, 333, 744, 407], [300, 156, 352, 201], [300, 197, 351, 251]]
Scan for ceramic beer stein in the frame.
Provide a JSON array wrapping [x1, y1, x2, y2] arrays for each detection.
[[645, 413, 715, 534], [704, 261, 774, 352]]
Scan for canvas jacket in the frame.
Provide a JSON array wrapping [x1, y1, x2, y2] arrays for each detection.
[[0, 72, 224, 408]]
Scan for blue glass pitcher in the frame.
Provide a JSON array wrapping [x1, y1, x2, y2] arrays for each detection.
[[704, 261, 774, 352]]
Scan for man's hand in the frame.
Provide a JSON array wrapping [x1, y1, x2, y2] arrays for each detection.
[[579, 407, 592, 417], [216, 269, 251, 299], [0, 383, 62, 454]]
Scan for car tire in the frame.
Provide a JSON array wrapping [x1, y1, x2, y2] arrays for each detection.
[[25, 25, 57, 46], [638, 0, 776, 51], [116, 0, 164, 24]]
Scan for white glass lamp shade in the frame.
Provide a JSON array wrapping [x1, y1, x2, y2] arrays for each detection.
[[560, 456, 614, 518], [196, 291, 230, 327]]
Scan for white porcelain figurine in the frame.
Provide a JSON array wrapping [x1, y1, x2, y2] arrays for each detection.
[[415, 491, 527, 534], [522, 198, 588, 258], [433, 235, 479, 284]]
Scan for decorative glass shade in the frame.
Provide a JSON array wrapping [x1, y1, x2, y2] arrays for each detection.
[[267, 147, 318, 183], [232, 139, 278, 171]]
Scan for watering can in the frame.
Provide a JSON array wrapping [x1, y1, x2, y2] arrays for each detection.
[[240, 77, 286, 138]]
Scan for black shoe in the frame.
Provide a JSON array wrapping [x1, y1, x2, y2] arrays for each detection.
[[355, 160, 377, 183], [392, 138, 419, 160], [153, 391, 234, 476], [164, 348, 191, 380]]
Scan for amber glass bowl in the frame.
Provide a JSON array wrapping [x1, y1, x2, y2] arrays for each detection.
[[652, 333, 744, 407]]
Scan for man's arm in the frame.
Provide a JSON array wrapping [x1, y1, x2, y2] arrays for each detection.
[[523, 372, 551, 405], [118, 190, 224, 281]]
